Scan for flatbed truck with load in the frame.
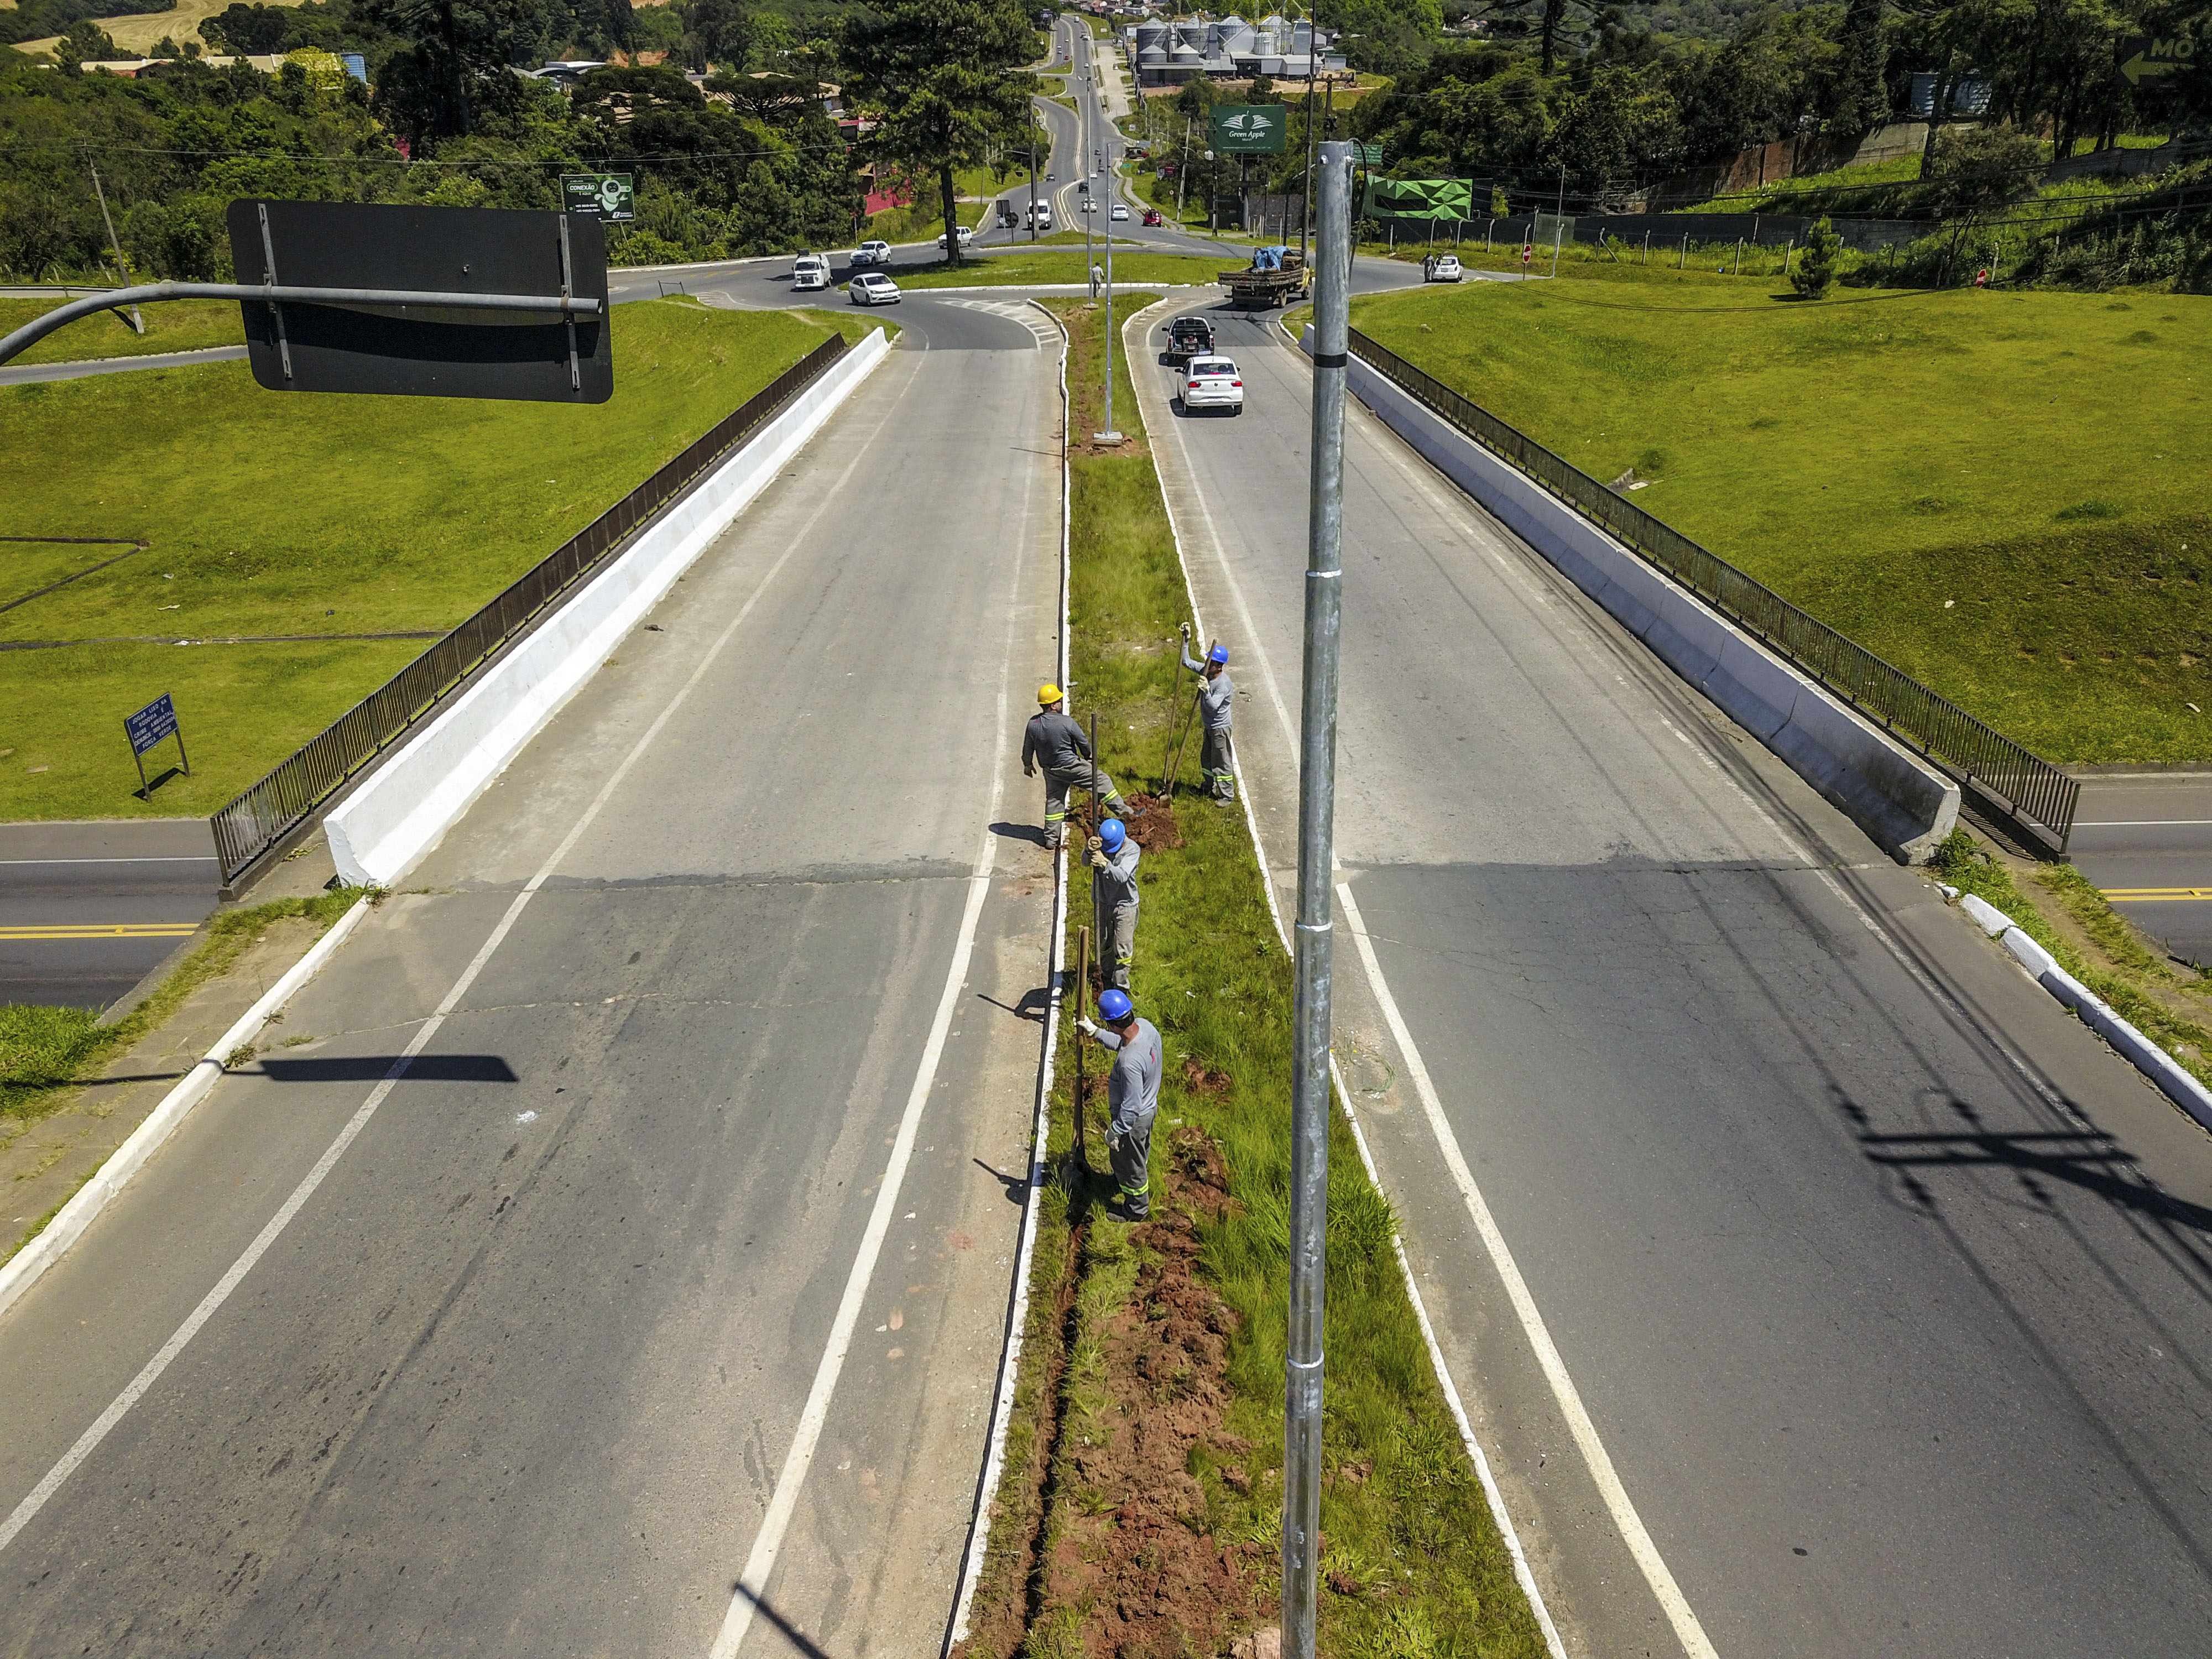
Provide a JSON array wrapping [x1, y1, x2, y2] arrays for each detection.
[[1219, 245, 1307, 308]]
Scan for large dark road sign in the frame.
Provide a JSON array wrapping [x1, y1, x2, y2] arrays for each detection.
[[2115, 33, 2193, 87], [226, 201, 612, 403]]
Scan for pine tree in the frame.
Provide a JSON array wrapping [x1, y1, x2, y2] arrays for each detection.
[[1792, 216, 1843, 299]]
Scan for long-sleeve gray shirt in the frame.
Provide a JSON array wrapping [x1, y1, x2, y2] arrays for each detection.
[[1180, 650, 1235, 733], [1092, 838, 1140, 911], [1022, 709, 1092, 776], [1092, 1016, 1162, 1131]]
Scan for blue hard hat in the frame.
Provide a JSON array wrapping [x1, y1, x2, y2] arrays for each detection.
[[1099, 988, 1134, 1024], [1208, 644, 1229, 665], [1098, 818, 1125, 853]]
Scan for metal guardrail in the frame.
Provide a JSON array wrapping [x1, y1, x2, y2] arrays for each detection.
[[210, 331, 852, 885], [1348, 327, 2080, 853]]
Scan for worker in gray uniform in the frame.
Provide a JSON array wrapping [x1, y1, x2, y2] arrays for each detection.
[[1178, 624, 1237, 803], [1076, 988, 1161, 1220], [1088, 817, 1140, 991], [1022, 682, 1140, 851]]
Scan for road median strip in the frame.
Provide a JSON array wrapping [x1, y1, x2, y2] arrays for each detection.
[[952, 294, 1549, 1658]]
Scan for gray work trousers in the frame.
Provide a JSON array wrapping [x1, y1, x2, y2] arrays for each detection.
[[1109, 1110, 1155, 1218], [1199, 727, 1235, 800], [1095, 895, 1137, 990], [1044, 766, 1121, 847]]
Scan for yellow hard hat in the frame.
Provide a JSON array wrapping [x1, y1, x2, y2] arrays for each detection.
[[1038, 683, 1063, 706]]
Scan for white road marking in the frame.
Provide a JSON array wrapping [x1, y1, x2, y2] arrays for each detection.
[[1336, 880, 1721, 1659], [0, 366, 920, 1564], [2073, 819, 2212, 828], [709, 493, 1018, 1659]]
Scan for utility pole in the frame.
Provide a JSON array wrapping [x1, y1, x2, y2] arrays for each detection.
[[85, 161, 143, 335], [1099, 179, 1121, 444], [1299, 23, 1319, 265], [1283, 135, 1352, 1659], [1030, 130, 1039, 243], [1178, 117, 1192, 221]]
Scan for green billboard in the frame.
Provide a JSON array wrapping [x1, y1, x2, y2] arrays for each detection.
[[562, 172, 636, 222], [1361, 177, 1474, 221], [1209, 105, 1288, 155]]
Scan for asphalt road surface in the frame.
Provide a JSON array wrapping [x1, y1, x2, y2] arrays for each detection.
[[0, 820, 218, 1009], [1131, 299, 2212, 1657], [2068, 773, 2212, 967], [0, 301, 1062, 1655]]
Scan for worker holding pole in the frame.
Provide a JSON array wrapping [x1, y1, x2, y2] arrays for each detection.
[[1073, 988, 1160, 1220], [1178, 622, 1238, 804], [1087, 817, 1141, 991], [1023, 684, 1140, 852]]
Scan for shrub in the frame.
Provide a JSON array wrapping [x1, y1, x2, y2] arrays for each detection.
[[1791, 215, 1841, 298]]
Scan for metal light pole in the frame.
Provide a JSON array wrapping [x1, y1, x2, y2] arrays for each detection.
[[1299, 25, 1319, 265], [1099, 178, 1121, 444], [1282, 136, 1352, 1659]]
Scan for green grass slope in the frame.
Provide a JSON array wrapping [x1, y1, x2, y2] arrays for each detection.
[[0, 298, 246, 366], [1352, 274, 2212, 763], [0, 301, 848, 821]]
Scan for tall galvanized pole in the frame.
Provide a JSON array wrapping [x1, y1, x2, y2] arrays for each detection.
[[1282, 135, 1352, 1659]]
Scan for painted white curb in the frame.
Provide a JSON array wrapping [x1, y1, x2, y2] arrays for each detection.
[[944, 301, 1075, 1651], [327, 330, 891, 886], [0, 896, 373, 1319], [1307, 327, 1961, 865], [1939, 884, 2212, 1133]]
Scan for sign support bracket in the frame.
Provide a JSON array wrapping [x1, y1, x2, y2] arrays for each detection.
[[257, 202, 293, 383]]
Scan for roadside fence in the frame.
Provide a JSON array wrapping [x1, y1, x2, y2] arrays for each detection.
[[1347, 328, 2081, 853], [210, 331, 852, 887]]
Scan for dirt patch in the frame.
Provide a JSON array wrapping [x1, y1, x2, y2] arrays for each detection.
[[1121, 794, 1186, 851], [1039, 1128, 1272, 1657], [1178, 1053, 1231, 1102]]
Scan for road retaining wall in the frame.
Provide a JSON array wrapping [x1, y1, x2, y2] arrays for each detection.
[[1321, 330, 1959, 862], [326, 327, 892, 886]]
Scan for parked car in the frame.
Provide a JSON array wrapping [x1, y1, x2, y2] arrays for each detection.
[[1423, 253, 1464, 283], [1180, 355, 1243, 414], [848, 271, 902, 306], [1110, 202, 1130, 221], [791, 253, 830, 291], [938, 222, 976, 250], [1142, 208, 1164, 227], [1162, 314, 1215, 362], [851, 239, 893, 267]]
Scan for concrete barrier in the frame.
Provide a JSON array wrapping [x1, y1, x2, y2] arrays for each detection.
[[1326, 335, 1959, 863], [328, 327, 891, 886]]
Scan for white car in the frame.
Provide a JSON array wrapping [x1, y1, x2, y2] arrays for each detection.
[[1423, 253, 1464, 283], [937, 223, 976, 251], [1110, 202, 1129, 221], [1180, 356, 1243, 414], [851, 239, 893, 267], [848, 271, 902, 306], [791, 253, 829, 291]]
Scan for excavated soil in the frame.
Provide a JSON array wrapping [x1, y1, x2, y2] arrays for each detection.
[[1120, 794, 1186, 851], [1042, 1127, 1276, 1658]]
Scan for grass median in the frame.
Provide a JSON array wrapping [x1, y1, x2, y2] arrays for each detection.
[[0, 301, 864, 821], [1352, 273, 2212, 764], [957, 295, 1545, 1659]]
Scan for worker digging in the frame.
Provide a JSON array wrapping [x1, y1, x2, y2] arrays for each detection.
[[1178, 624, 1238, 803], [1076, 988, 1162, 1220], [1088, 817, 1140, 991], [1022, 682, 1141, 851]]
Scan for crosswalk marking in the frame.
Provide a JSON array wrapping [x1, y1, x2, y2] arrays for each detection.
[[938, 297, 1057, 348]]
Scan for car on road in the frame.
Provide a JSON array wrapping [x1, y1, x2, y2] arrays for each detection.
[[1027, 201, 1055, 231], [1046, 171, 1056, 182], [1110, 202, 1129, 221], [938, 223, 976, 251], [791, 253, 829, 291], [1142, 208, 1164, 227], [1180, 355, 1243, 415], [851, 239, 893, 267], [1078, 195, 1097, 212], [848, 271, 901, 306], [1161, 314, 1214, 362], [1422, 253, 1464, 283]]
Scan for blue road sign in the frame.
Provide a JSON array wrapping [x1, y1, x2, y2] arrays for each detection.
[[124, 693, 179, 758]]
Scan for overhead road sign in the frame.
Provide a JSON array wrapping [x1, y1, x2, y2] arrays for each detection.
[[226, 200, 613, 403], [1361, 178, 1474, 221], [1211, 106, 1288, 154], [562, 172, 636, 222], [2115, 34, 2192, 86]]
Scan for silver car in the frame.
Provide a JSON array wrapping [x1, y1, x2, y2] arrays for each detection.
[[848, 271, 902, 306]]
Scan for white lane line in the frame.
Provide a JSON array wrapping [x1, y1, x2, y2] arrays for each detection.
[[712, 664, 1013, 1659], [1336, 880, 1721, 1659], [0, 372, 916, 1564]]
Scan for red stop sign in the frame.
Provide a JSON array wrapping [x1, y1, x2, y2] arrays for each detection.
[[1521, 243, 1533, 264]]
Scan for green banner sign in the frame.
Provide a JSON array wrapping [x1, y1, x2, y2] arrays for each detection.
[[1210, 105, 1287, 155], [1357, 142, 1386, 166], [562, 172, 636, 222], [1361, 177, 1473, 221]]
